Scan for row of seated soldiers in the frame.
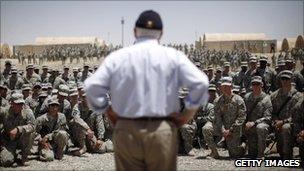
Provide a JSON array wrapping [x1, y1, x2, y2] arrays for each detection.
[[0, 63, 114, 167], [178, 70, 304, 167]]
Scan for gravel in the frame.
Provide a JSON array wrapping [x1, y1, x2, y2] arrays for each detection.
[[1, 148, 302, 170]]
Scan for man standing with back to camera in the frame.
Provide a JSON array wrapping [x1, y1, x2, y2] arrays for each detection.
[[85, 10, 209, 170]]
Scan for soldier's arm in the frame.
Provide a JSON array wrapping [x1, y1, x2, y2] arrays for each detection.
[[292, 100, 303, 136], [94, 112, 106, 140], [206, 103, 215, 122], [255, 96, 272, 125], [229, 98, 246, 132], [213, 99, 224, 134], [16, 109, 36, 134]]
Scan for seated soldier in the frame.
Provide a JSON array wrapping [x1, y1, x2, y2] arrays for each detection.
[[36, 97, 69, 161], [0, 93, 35, 166]]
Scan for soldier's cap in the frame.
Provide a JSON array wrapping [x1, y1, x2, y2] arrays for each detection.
[[249, 57, 257, 63], [69, 88, 78, 97], [42, 65, 48, 69], [33, 83, 42, 89], [216, 67, 222, 72], [224, 62, 230, 67], [232, 85, 240, 92], [194, 62, 201, 67], [251, 76, 263, 84], [11, 93, 25, 104], [285, 58, 294, 63], [34, 65, 39, 70], [41, 84, 48, 90], [203, 69, 208, 72], [220, 77, 232, 86], [94, 65, 98, 69], [259, 56, 267, 62], [63, 66, 69, 69], [22, 84, 31, 91], [207, 66, 213, 70], [83, 63, 89, 67], [280, 70, 293, 79], [52, 89, 58, 94], [73, 68, 78, 72], [241, 88, 246, 94], [47, 83, 52, 89], [5, 60, 12, 65], [11, 69, 18, 74], [58, 91, 68, 97], [82, 93, 86, 97], [38, 92, 48, 98], [26, 64, 34, 70], [77, 84, 84, 90], [48, 98, 60, 106], [241, 61, 248, 67], [0, 84, 8, 90], [135, 10, 163, 30], [178, 88, 189, 98], [208, 84, 217, 91], [59, 84, 69, 92], [277, 60, 286, 66]]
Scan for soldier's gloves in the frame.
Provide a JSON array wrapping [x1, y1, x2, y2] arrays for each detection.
[[86, 129, 94, 139], [39, 137, 51, 150], [9, 127, 19, 141], [297, 130, 304, 143]]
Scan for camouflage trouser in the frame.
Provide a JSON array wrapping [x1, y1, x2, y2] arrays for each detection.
[[179, 123, 196, 153], [202, 121, 216, 151], [299, 141, 304, 167], [226, 127, 246, 158], [39, 130, 69, 162], [245, 123, 269, 158], [0, 132, 34, 167], [69, 119, 108, 154], [275, 123, 293, 159]]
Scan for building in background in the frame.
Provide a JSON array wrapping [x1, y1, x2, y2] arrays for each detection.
[[196, 33, 277, 53]]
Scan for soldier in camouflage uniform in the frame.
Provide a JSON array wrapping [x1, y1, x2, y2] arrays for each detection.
[[35, 97, 69, 161], [213, 77, 247, 158], [40, 66, 50, 83], [0, 93, 35, 166], [270, 70, 303, 159], [69, 93, 110, 156], [2, 60, 12, 81], [78, 64, 92, 83], [284, 58, 304, 92], [292, 98, 304, 167], [23, 65, 42, 86], [256, 56, 277, 94], [233, 61, 247, 88], [25, 83, 41, 111], [7, 68, 24, 90], [244, 76, 272, 158], [244, 57, 258, 92]]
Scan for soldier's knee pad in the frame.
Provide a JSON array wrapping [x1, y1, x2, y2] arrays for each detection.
[[281, 124, 291, 134], [256, 123, 268, 133], [55, 131, 69, 141], [0, 149, 14, 167]]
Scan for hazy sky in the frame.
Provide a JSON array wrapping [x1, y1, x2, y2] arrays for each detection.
[[1, 1, 303, 46]]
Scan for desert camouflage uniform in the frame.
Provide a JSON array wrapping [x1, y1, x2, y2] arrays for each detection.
[[213, 93, 247, 158], [36, 112, 69, 161], [270, 87, 303, 159], [0, 107, 35, 166], [244, 92, 272, 158]]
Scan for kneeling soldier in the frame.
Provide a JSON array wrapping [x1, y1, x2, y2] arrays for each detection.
[[36, 97, 69, 161], [0, 93, 35, 166]]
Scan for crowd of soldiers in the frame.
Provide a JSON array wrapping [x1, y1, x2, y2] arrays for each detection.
[[14, 44, 121, 66], [175, 46, 304, 168], [0, 62, 114, 167], [0, 45, 304, 168]]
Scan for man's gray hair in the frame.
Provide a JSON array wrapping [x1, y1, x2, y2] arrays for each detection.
[[135, 27, 162, 39]]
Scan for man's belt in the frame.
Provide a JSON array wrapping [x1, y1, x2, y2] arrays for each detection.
[[118, 116, 172, 121]]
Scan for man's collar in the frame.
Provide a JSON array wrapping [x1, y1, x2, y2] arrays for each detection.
[[134, 37, 159, 45]]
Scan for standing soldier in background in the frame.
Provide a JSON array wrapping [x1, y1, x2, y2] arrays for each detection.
[[84, 10, 209, 170], [0, 93, 35, 167], [244, 76, 272, 159]]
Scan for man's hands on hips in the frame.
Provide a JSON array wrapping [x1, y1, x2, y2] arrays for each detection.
[[170, 108, 197, 127]]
